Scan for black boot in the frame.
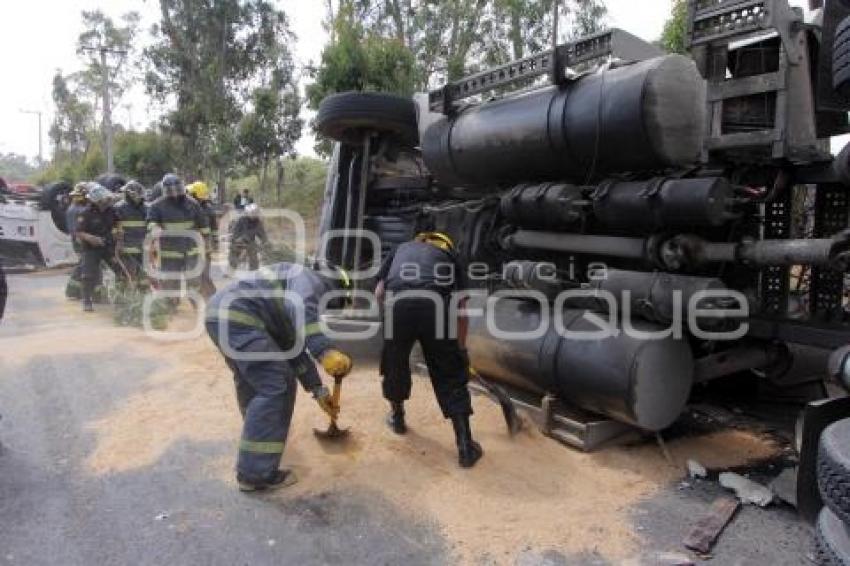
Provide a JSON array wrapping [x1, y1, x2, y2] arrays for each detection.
[[82, 281, 95, 312], [386, 401, 407, 435], [451, 414, 483, 468]]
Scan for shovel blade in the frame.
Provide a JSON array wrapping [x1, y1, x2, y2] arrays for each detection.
[[313, 423, 350, 441]]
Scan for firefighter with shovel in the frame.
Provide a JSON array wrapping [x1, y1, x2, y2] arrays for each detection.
[[205, 261, 354, 492]]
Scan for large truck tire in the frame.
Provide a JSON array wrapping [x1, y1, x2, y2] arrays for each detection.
[[819, 418, 850, 525], [834, 16, 850, 97], [316, 92, 419, 146], [816, 507, 850, 566], [40, 181, 72, 233]]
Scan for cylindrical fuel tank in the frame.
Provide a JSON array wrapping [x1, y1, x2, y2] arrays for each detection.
[[466, 297, 694, 431], [591, 177, 736, 232], [423, 55, 706, 187], [588, 269, 728, 325]]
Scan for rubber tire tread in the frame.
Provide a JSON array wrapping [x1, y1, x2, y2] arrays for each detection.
[[816, 507, 850, 566], [316, 92, 418, 146], [819, 418, 850, 526]]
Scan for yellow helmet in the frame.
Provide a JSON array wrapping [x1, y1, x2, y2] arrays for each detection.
[[70, 182, 89, 202], [416, 231, 455, 252], [187, 181, 211, 201]]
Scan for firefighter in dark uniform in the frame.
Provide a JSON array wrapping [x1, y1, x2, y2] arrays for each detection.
[[376, 232, 483, 468], [187, 181, 218, 298], [205, 262, 354, 492], [229, 203, 268, 272], [75, 184, 121, 312], [146, 174, 209, 307], [113, 180, 148, 284], [64, 183, 89, 300]]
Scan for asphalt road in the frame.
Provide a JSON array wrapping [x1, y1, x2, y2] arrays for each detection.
[[0, 271, 817, 565], [0, 272, 445, 566]]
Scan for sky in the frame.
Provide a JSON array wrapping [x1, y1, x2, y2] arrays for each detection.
[[0, 0, 818, 166]]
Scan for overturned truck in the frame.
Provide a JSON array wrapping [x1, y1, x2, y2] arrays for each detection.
[[317, 0, 850, 516]]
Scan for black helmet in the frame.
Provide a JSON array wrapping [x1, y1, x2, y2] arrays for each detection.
[[161, 174, 185, 198], [121, 180, 145, 204]]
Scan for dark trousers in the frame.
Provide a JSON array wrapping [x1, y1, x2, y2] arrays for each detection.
[[117, 252, 145, 282], [205, 321, 298, 482], [159, 253, 200, 294], [381, 295, 472, 418], [80, 247, 121, 302], [229, 242, 260, 271]]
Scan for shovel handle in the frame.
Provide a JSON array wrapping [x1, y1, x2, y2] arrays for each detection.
[[330, 376, 343, 422]]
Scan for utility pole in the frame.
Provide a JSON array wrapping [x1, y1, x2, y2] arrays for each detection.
[[19, 109, 43, 165], [100, 48, 114, 173], [80, 44, 127, 174]]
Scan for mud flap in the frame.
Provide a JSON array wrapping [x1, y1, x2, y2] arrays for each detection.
[[797, 396, 850, 523]]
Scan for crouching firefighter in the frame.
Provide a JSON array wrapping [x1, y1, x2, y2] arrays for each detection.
[[75, 184, 121, 312], [113, 180, 148, 285], [376, 232, 483, 468], [205, 261, 354, 492]]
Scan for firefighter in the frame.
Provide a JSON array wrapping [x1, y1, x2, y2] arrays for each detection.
[[64, 183, 89, 300], [113, 180, 148, 283], [205, 261, 354, 492], [146, 174, 209, 308], [376, 232, 483, 468], [75, 184, 121, 312], [229, 203, 268, 272], [187, 181, 218, 298]]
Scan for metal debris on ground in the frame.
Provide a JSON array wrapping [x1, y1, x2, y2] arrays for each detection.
[[686, 459, 707, 479], [718, 472, 774, 507], [683, 496, 740, 555]]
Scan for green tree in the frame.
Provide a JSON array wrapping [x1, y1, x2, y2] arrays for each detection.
[[75, 10, 140, 105], [113, 130, 183, 186], [49, 71, 95, 158], [145, 0, 297, 201], [306, 5, 417, 154], [0, 154, 39, 182], [661, 0, 688, 54], [238, 86, 303, 193]]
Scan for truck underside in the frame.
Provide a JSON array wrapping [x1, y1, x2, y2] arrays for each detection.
[[317, 0, 850, 519]]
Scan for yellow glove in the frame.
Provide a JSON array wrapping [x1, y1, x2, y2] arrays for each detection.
[[320, 349, 353, 379]]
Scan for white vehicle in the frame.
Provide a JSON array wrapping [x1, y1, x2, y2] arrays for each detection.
[[0, 187, 77, 268]]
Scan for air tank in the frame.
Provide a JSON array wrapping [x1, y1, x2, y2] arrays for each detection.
[[466, 297, 694, 431], [422, 55, 706, 188]]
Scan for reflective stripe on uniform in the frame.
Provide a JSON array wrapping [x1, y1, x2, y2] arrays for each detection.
[[239, 439, 284, 454], [121, 247, 143, 255], [207, 309, 266, 330], [119, 220, 147, 228], [163, 221, 196, 230], [200, 227, 211, 235], [303, 322, 322, 336], [159, 250, 186, 259]]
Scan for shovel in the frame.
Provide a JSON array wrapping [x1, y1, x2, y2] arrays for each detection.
[[313, 376, 350, 440], [469, 367, 523, 436]]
